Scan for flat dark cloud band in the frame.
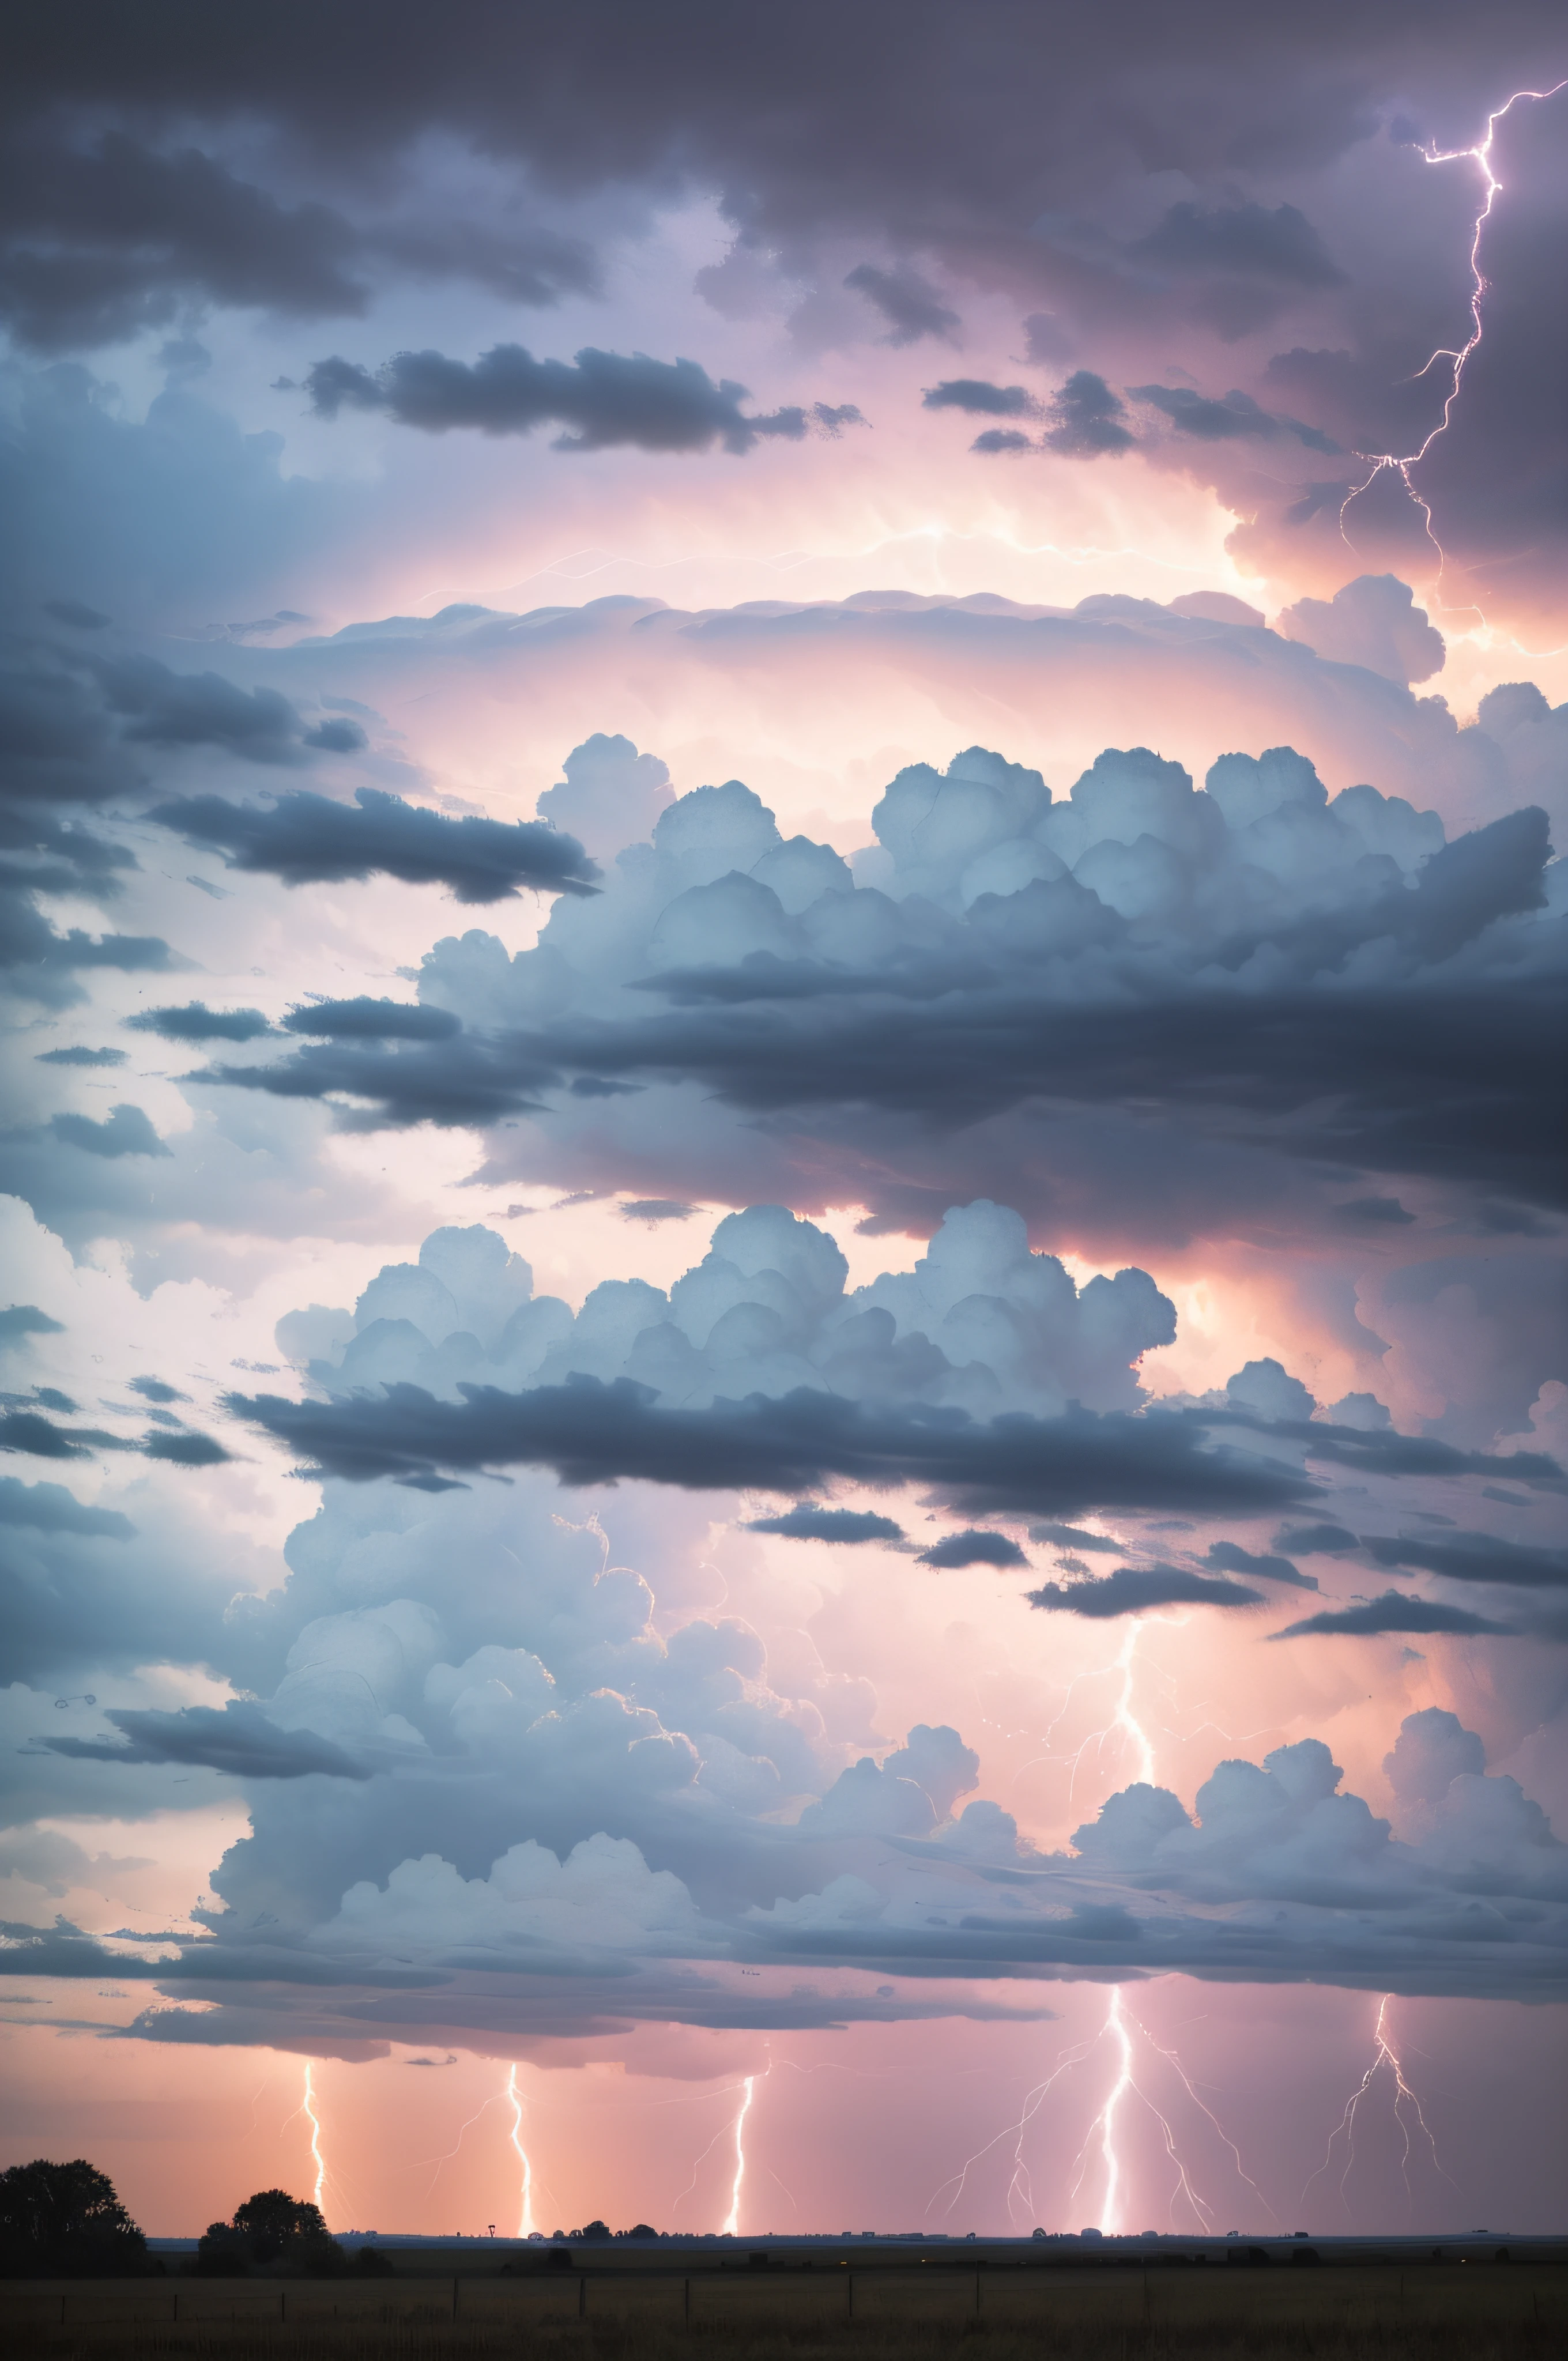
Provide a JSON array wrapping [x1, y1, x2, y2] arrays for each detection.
[[224, 1375, 1558, 1517]]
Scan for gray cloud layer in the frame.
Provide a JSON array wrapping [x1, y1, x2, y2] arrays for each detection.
[[304, 345, 850, 455]]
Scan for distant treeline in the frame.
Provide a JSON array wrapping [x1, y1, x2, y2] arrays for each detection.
[[0, 2164, 394, 2281]]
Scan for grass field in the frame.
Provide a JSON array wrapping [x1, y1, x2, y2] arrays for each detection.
[[3, 2265, 1563, 2361]]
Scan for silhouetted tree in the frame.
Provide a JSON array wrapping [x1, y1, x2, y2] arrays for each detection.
[[197, 2189, 344, 2277], [0, 2159, 148, 2278]]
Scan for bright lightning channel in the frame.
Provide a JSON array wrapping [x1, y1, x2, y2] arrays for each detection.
[[1341, 81, 1568, 591], [1302, 1994, 1457, 2219], [722, 2075, 756, 2236], [506, 2065, 536, 2237], [300, 2064, 328, 2216], [933, 1987, 1270, 2234]]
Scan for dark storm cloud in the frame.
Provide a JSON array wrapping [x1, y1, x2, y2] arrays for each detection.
[[1205, 1541, 1317, 1588], [149, 786, 600, 901], [0, 1477, 133, 1537], [225, 1375, 1322, 1519], [1360, 1530, 1568, 1590], [922, 380, 1035, 417], [1133, 202, 1345, 288], [971, 428, 1034, 454], [0, 893, 172, 1005], [1028, 1522, 1121, 1554], [49, 1105, 169, 1159], [281, 998, 461, 1042], [0, 129, 595, 352], [519, 973, 1564, 1212], [1272, 1522, 1358, 1554], [1272, 1590, 1517, 1638], [40, 1701, 368, 1781], [34, 1044, 126, 1066], [843, 264, 960, 346], [141, 1430, 231, 1467], [6, 4, 1565, 584], [746, 1504, 907, 1543], [193, 1034, 555, 1131], [0, 1410, 132, 1459], [126, 1003, 273, 1044], [0, 1924, 439, 1988], [1027, 1564, 1267, 1615], [304, 346, 822, 454], [1043, 372, 1135, 456], [915, 1528, 1029, 1568], [93, 654, 312, 761], [0, 645, 352, 824], [1130, 384, 1339, 451]]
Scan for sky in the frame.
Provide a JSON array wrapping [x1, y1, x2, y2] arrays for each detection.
[[1, 1, 1565, 2242]]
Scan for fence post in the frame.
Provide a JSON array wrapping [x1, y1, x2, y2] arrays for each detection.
[[684, 2276, 690, 2328], [281, 2291, 287, 2324], [452, 2275, 458, 2321], [846, 2270, 854, 2324], [172, 2292, 178, 2322], [975, 2269, 981, 2317], [578, 2273, 587, 2319]]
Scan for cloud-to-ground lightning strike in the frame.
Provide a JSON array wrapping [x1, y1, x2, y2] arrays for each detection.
[[1303, 1995, 1458, 2219], [1121, 1998, 1279, 2231], [926, 2031, 1096, 2227], [506, 2065, 536, 2237], [934, 1987, 1272, 2234], [297, 2065, 329, 2217], [722, 2075, 757, 2236], [1341, 81, 1568, 586]]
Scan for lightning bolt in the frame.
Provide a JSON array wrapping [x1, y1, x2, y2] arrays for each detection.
[[506, 2065, 536, 2237], [722, 2074, 756, 2236], [1120, 1997, 1279, 2231], [1341, 81, 1568, 594], [1302, 1994, 1458, 2220], [1066, 1989, 1136, 2233], [925, 2032, 1095, 2226], [671, 2080, 752, 2222], [1061, 1619, 1159, 1800], [293, 2064, 328, 2217], [932, 1986, 1270, 2235]]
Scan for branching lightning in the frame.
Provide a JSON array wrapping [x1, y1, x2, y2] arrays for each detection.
[[1120, 1997, 1279, 2230], [932, 1985, 1272, 2235], [1341, 81, 1568, 589], [1077, 1989, 1136, 2232], [669, 2064, 778, 2233], [1302, 1994, 1458, 2220]]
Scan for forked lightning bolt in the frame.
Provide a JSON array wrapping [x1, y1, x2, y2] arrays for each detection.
[[1302, 1994, 1458, 2219], [1341, 81, 1568, 589], [933, 1987, 1271, 2234]]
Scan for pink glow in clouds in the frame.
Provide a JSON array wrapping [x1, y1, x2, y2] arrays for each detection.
[[4, 7, 1565, 2253]]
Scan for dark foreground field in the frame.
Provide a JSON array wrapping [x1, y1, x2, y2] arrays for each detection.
[[3, 2265, 1563, 2361]]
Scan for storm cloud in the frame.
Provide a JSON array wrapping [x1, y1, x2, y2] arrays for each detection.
[[306, 346, 832, 454], [149, 786, 600, 901]]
